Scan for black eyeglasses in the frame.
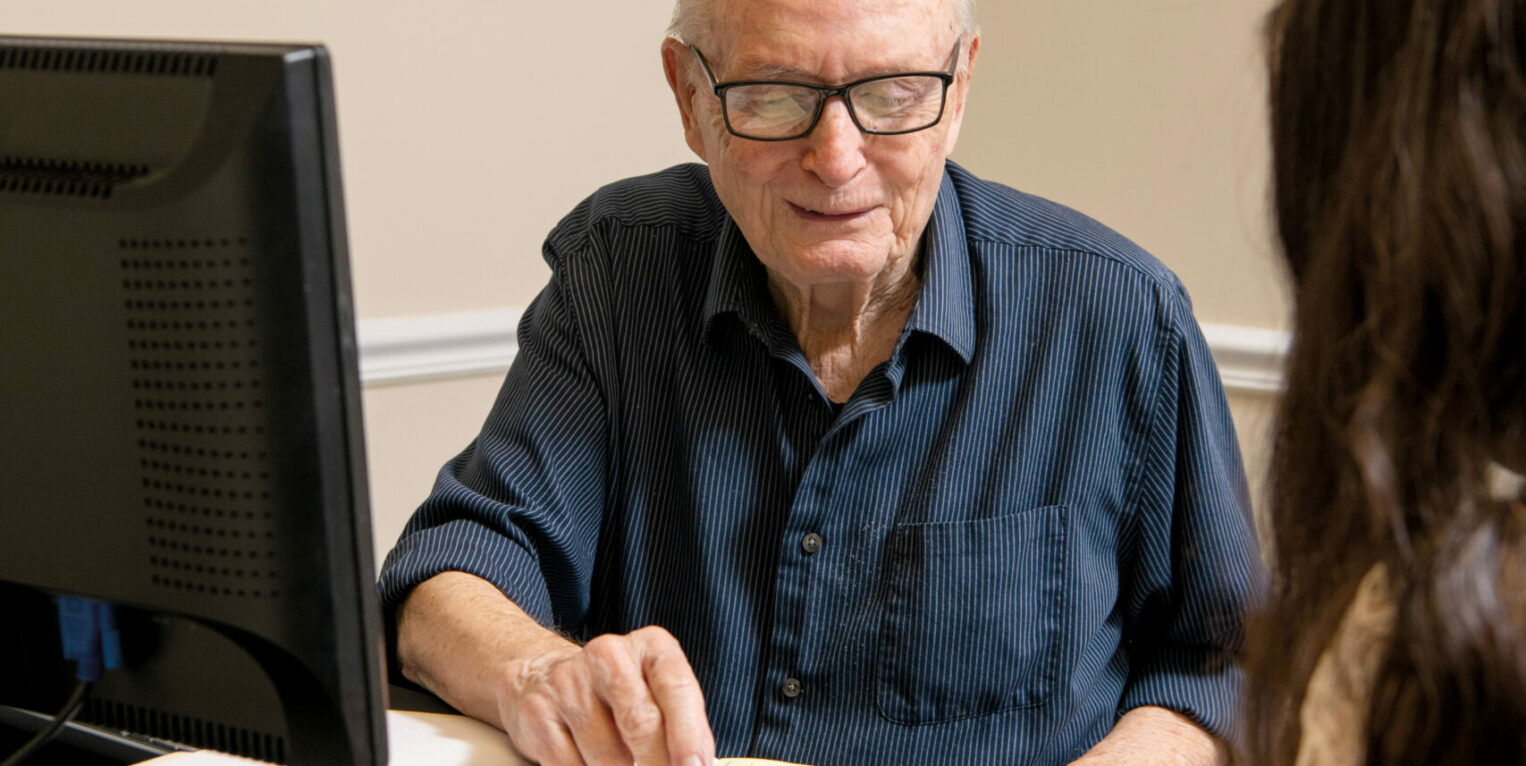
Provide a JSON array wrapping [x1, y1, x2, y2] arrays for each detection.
[[691, 41, 961, 141]]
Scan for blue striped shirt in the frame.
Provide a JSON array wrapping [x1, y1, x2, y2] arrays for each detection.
[[378, 162, 1260, 765]]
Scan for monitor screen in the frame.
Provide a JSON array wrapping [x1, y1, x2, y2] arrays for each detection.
[[0, 35, 386, 765]]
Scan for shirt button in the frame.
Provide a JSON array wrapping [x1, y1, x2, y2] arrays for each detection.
[[781, 677, 803, 699], [800, 533, 822, 555]]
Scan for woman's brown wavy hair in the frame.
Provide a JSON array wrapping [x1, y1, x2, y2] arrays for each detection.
[[1243, 0, 1526, 763]]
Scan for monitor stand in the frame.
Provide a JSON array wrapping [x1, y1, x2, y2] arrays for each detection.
[[0, 703, 173, 765]]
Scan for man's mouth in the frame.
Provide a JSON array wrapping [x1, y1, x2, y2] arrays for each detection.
[[790, 202, 874, 221]]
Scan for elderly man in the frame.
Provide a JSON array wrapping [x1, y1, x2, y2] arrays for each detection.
[[379, 0, 1260, 763]]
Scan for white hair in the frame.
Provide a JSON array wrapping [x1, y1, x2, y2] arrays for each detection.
[[665, 0, 978, 48]]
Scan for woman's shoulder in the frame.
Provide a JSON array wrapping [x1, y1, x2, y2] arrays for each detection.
[[1295, 565, 1396, 766]]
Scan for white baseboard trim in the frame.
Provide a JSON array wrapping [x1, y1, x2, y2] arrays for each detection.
[[356, 309, 1290, 395]]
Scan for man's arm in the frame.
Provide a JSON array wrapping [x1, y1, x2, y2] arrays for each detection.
[[1067, 707, 1228, 766], [397, 570, 716, 766], [382, 226, 720, 765], [1102, 287, 1262, 759]]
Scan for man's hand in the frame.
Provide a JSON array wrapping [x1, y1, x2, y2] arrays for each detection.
[[397, 572, 716, 766], [1066, 706, 1227, 766], [501, 626, 715, 766]]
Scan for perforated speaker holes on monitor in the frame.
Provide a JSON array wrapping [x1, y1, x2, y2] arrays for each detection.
[[0, 156, 152, 199], [0, 45, 218, 77], [120, 237, 278, 600]]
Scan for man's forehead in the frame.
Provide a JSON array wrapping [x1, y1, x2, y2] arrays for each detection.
[[707, 0, 952, 36], [703, 0, 956, 78]]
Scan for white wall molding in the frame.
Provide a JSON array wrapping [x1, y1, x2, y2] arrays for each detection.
[[357, 308, 521, 384], [357, 310, 1290, 395], [1200, 322, 1289, 394]]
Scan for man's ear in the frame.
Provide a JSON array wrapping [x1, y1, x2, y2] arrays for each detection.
[[661, 38, 709, 161], [942, 31, 980, 157]]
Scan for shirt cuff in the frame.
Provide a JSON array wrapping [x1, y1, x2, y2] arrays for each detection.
[[377, 519, 557, 626], [1118, 646, 1242, 743]]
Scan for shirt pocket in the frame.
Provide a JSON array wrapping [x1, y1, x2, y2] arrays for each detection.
[[875, 504, 1070, 724]]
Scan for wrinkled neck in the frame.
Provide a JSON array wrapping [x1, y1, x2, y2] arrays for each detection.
[[765, 250, 922, 403]]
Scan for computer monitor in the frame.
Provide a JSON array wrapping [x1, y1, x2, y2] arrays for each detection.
[[0, 35, 386, 765]]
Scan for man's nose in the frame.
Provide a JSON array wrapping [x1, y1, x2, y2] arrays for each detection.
[[801, 97, 866, 186]]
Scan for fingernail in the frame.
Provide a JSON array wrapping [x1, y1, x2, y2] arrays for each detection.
[[683, 756, 704, 766]]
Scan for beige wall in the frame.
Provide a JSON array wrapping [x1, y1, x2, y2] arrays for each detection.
[[957, 0, 1287, 330], [8, 1, 1286, 554], [362, 375, 506, 564]]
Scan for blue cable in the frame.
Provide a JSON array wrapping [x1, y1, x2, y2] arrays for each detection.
[[0, 597, 119, 765], [55, 596, 122, 683]]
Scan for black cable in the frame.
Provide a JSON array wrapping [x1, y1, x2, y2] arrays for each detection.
[[0, 681, 93, 766]]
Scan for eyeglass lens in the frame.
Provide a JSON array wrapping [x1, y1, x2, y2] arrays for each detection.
[[724, 75, 947, 139]]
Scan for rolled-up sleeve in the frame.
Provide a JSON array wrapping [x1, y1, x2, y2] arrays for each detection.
[[1116, 285, 1264, 740], [376, 237, 609, 633]]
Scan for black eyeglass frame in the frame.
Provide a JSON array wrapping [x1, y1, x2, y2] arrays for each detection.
[[690, 40, 962, 142]]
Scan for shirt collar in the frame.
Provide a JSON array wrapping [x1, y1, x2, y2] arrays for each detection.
[[702, 162, 976, 364], [902, 165, 976, 364], [701, 215, 781, 348]]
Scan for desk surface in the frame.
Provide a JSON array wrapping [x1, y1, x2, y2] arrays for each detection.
[[140, 710, 806, 766], [142, 710, 526, 766]]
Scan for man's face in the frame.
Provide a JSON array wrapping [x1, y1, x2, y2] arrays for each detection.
[[667, 0, 975, 291]]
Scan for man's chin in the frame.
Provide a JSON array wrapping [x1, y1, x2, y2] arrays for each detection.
[[765, 242, 899, 287]]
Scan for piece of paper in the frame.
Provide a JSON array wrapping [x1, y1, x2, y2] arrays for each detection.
[[386, 709, 528, 765], [134, 751, 271, 765]]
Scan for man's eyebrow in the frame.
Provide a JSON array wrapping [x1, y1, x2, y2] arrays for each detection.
[[723, 55, 818, 82], [722, 54, 917, 84]]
